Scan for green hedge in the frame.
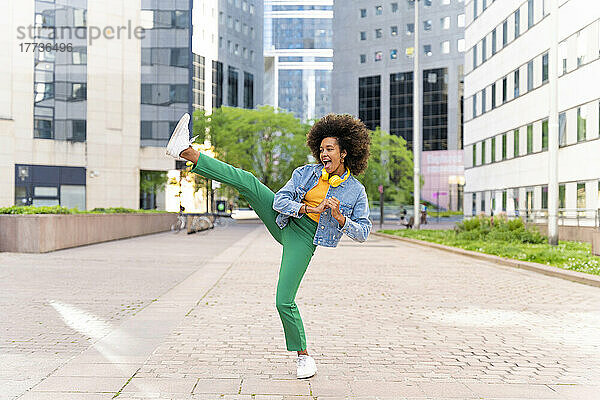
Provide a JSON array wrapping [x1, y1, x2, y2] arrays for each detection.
[[0, 205, 169, 215]]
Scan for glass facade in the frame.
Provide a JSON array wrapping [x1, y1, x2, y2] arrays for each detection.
[[213, 61, 224, 108], [192, 54, 205, 110], [140, 1, 191, 147], [15, 164, 86, 209], [228, 67, 239, 107], [34, 0, 88, 142], [358, 75, 381, 131], [266, 2, 333, 121], [244, 72, 254, 109], [423, 68, 448, 151], [390, 71, 413, 148]]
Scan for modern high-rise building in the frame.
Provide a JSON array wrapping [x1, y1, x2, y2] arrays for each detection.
[[1, 0, 167, 210], [332, 0, 466, 210], [191, 0, 264, 114], [0, 0, 215, 210], [263, 0, 333, 122], [463, 0, 600, 220]]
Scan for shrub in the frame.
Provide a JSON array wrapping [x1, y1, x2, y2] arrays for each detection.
[[453, 216, 545, 244]]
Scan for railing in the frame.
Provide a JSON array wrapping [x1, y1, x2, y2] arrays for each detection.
[[496, 209, 600, 228]]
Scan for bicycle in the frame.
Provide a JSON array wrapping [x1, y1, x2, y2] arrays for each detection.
[[171, 212, 186, 233]]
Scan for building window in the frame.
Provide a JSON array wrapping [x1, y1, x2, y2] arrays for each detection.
[[390, 49, 398, 59], [514, 10, 520, 39], [491, 136, 496, 162], [577, 107, 586, 142], [502, 20, 508, 46], [360, 8, 367, 18], [559, 111, 566, 147], [34, 118, 53, 139], [527, 124, 533, 154], [359, 75, 381, 131], [528, 0, 534, 29], [527, 61, 534, 91], [458, 39, 465, 52], [542, 52, 549, 83], [482, 140, 486, 164], [514, 129, 520, 156], [559, 184, 566, 209], [406, 23, 414, 35], [228, 67, 238, 107], [457, 14, 465, 27], [542, 119, 548, 150], [514, 69, 520, 98], [391, 26, 398, 36], [441, 16, 450, 30], [542, 185, 548, 209], [502, 133, 507, 159], [360, 31, 367, 40], [441, 41, 450, 54], [577, 31, 586, 67], [422, 68, 448, 151], [502, 77, 507, 103], [424, 20, 432, 31], [69, 83, 87, 101], [212, 61, 223, 108], [481, 88, 486, 113], [491, 29, 497, 55], [360, 54, 366, 64], [491, 83, 496, 109], [391, 2, 399, 13], [375, 5, 383, 15], [577, 182, 586, 210], [473, 45, 478, 68], [481, 37, 487, 63], [375, 28, 383, 38], [390, 71, 414, 149], [249, 3, 255, 14], [473, 0, 478, 19], [374, 51, 383, 61], [243, 72, 253, 109], [424, 44, 432, 56], [424, 0, 432, 5], [473, 143, 477, 166]]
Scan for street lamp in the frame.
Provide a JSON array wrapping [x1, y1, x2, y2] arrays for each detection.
[[413, 0, 421, 230]]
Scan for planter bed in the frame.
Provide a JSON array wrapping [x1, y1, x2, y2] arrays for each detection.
[[0, 213, 177, 253]]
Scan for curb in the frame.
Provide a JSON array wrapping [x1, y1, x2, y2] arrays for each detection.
[[372, 232, 600, 288]]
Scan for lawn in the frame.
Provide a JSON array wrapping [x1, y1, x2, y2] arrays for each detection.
[[380, 216, 600, 276]]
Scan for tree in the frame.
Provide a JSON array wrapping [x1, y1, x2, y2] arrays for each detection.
[[357, 127, 415, 205], [193, 106, 311, 192]]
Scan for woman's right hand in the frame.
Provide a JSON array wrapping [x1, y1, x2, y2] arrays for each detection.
[[306, 199, 329, 214]]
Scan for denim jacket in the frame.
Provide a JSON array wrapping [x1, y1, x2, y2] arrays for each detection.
[[272, 163, 372, 248]]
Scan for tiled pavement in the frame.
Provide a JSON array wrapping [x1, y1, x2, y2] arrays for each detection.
[[2, 222, 600, 399]]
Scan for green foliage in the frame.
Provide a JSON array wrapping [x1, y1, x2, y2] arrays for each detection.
[[454, 215, 545, 244], [381, 225, 600, 276], [358, 127, 414, 204], [0, 206, 168, 214], [428, 210, 464, 218], [0, 205, 75, 214], [193, 106, 310, 192]]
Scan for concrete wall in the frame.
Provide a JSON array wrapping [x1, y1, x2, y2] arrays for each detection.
[[593, 232, 600, 256], [0, 213, 177, 253], [530, 223, 599, 245]]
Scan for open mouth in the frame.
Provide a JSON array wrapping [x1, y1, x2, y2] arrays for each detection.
[[322, 159, 332, 169]]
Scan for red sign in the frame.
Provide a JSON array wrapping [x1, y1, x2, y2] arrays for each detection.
[[378, 185, 383, 194]]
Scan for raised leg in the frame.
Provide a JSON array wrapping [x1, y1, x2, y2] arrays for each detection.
[[181, 148, 283, 245]]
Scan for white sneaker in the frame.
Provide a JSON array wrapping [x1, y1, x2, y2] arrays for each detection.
[[296, 355, 317, 379], [166, 113, 197, 160]]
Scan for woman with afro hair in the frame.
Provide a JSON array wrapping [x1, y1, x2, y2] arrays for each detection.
[[166, 113, 372, 379]]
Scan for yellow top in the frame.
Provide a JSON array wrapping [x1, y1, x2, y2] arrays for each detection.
[[301, 178, 330, 223]]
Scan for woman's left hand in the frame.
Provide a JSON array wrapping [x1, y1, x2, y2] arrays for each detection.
[[326, 197, 346, 227]]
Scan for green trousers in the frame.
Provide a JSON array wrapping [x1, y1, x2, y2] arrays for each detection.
[[191, 153, 318, 351]]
